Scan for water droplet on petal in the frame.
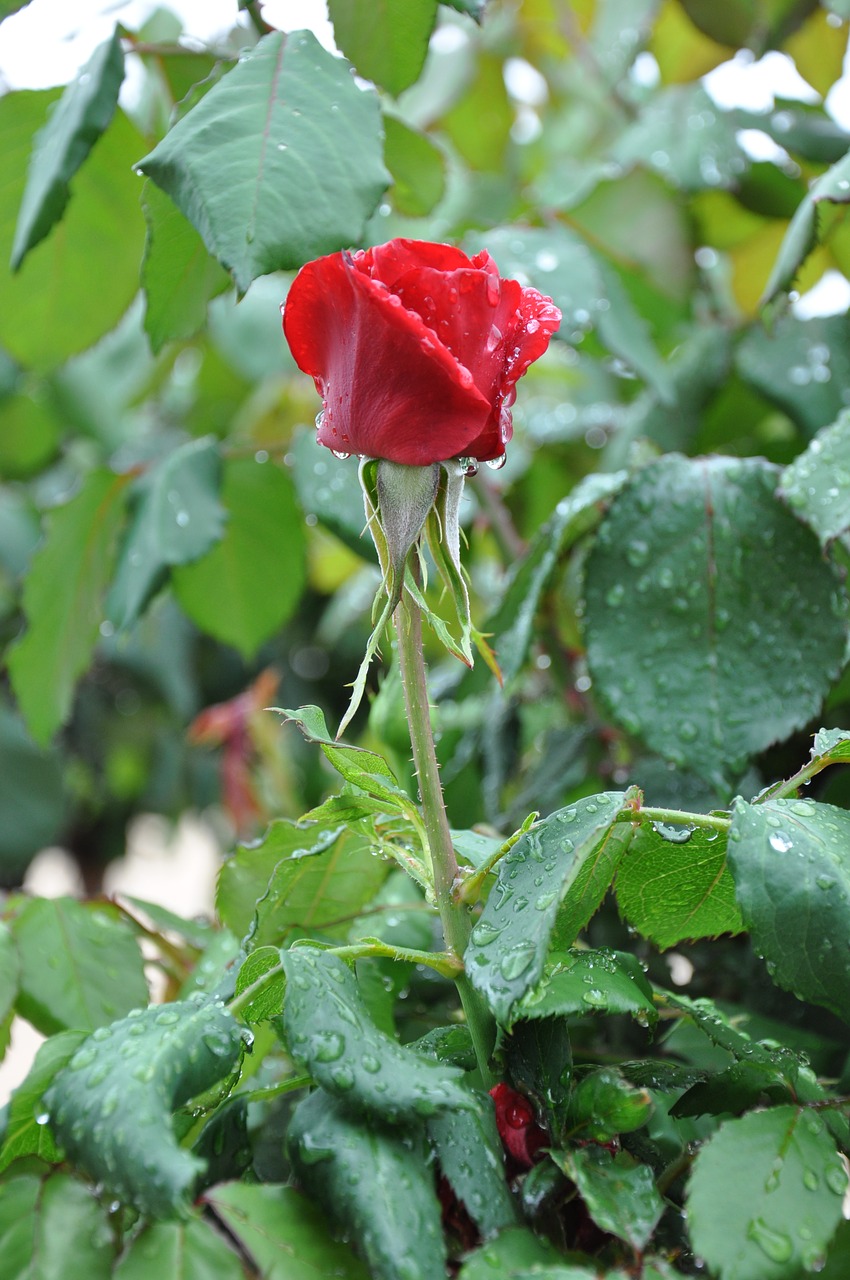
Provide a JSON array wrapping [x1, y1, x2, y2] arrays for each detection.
[[485, 453, 507, 470]]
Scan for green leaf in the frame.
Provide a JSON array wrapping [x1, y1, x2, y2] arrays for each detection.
[[138, 31, 389, 293], [615, 822, 743, 947], [504, 1017, 572, 1136], [465, 793, 632, 1024], [779, 412, 850, 544], [141, 182, 230, 353], [518, 947, 657, 1026], [44, 998, 244, 1218], [288, 1089, 445, 1280], [329, 0, 438, 95], [172, 457, 306, 658], [762, 148, 850, 303], [0, 392, 61, 480], [457, 1227, 581, 1279], [559, 1146, 664, 1251], [205, 1180, 369, 1279], [567, 1067, 653, 1143], [0, 705, 67, 881], [108, 437, 226, 630], [612, 85, 747, 191], [583, 455, 847, 785], [290, 427, 376, 558], [7, 469, 130, 745], [0, 1172, 113, 1280], [729, 797, 850, 1020], [233, 946, 284, 1023], [427, 1099, 518, 1239], [0, 96, 148, 370], [0, 1030, 86, 1172], [383, 116, 446, 216], [113, 1216, 246, 1280], [687, 1106, 846, 1278], [11, 29, 124, 270], [736, 313, 850, 438], [810, 726, 850, 765], [282, 947, 474, 1120], [672, 1059, 795, 1119], [12, 897, 148, 1035], [0, 921, 18, 1026]]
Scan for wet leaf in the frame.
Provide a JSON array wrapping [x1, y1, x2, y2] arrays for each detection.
[[138, 31, 389, 293], [113, 1215, 245, 1280], [12, 897, 147, 1035], [7, 470, 130, 745], [503, 1016, 572, 1135], [383, 116, 446, 216], [737, 312, 850, 437], [288, 1089, 443, 1280], [328, 0, 438, 96], [567, 1067, 653, 1143], [290, 427, 376, 557], [0, 1172, 113, 1280], [729, 797, 850, 1021], [282, 947, 473, 1121], [612, 85, 746, 191], [205, 1180, 369, 1280], [615, 822, 743, 947], [672, 1059, 795, 1119], [762, 148, 850, 303], [465, 793, 632, 1024], [779, 412, 850, 544], [233, 946, 284, 1023], [457, 1226, 587, 1278], [427, 1097, 518, 1238], [687, 1106, 846, 1279], [558, 1146, 664, 1250], [43, 997, 244, 1218], [0, 1031, 86, 1173], [10, 29, 124, 269], [583, 455, 847, 785], [517, 947, 657, 1025]]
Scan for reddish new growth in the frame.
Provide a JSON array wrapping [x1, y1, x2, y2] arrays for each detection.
[[489, 1082, 548, 1169]]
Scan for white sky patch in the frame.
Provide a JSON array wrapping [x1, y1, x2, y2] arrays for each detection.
[[503, 56, 548, 107], [793, 269, 850, 318], [705, 49, 820, 113], [735, 127, 794, 165]]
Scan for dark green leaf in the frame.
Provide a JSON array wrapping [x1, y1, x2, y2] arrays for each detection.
[[233, 946, 284, 1023], [615, 822, 743, 947], [108, 437, 226, 629], [779, 412, 850, 544], [10, 29, 123, 268], [288, 1090, 442, 1280], [0, 705, 66, 881], [138, 31, 389, 293], [383, 116, 446, 216], [0, 1172, 113, 1280], [282, 947, 473, 1120], [113, 1216, 246, 1280], [7, 469, 130, 745], [329, 0, 438, 95], [567, 1067, 653, 1143], [0, 1030, 86, 1172], [729, 796, 850, 1020], [465, 793, 632, 1024], [205, 1180, 368, 1279], [44, 998, 244, 1218], [172, 458, 306, 658], [457, 1227, 581, 1278], [612, 85, 747, 191], [13, 897, 147, 1035], [583, 455, 847, 785], [141, 181, 230, 353], [504, 1016, 572, 1135], [0, 96, 148, 370], [559, 1146, 664, 1250], [738, 102, 850, 165], [687, 1106, 846, 1278], [518, 947, 657, 1026], [671, 1059, 795, 1118], [427, 1098, 518, 1238], [737, 313, 850, 437]]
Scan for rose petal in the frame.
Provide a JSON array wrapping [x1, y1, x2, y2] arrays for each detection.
[[363, 238, 476, 289], [283, 251, 493, 466]]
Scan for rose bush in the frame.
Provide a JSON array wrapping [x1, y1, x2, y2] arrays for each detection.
[[282, 238, 561, 466]]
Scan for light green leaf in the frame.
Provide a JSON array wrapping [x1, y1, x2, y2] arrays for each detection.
[[141, 181, 230, 353], [0, 1030, 85, 1173], [108, 437, 226, 630], [583, 455, 847, 785], [44, 999, 244, 1218], [560, 1146, 664, 1250], [0, 921, 18, 1028], [329, 0, 438, 95], [0, 96, 148, 370], [729, 797, 850, 1020], [810, 726, 850, 764], [288, 1090, 445, 1280], [465, 793, 632, 1024], [204, 1181, 369, 1280], [612, 85, 747, 191], [687, 1106, 846, 1278], [518, 947, 657, 1025], [0, 392, 61, 480], [12, 897, 148, 1035], [233, 946, 284, 1023], [280, 705, 416, 814], [383, 115, 446, 215], [615, 822, 743, 947], [7, 469, 130, 745], [282, 947, 474, 1120], [779, 412, 850, 544], [113, 1216, 246, 1280], [0, 1172, 113, 1280], [172, 458, 306, 658], [138, 31, 389, 293], [762, 148, 850, 303], [11, 29, 124, 269]]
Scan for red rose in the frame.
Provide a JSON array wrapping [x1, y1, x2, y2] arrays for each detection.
[[490, 1082, 548, 1169], [282, 238, 561, 467]]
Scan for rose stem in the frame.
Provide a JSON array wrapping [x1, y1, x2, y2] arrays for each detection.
[[395, 580, 496, 1086]]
